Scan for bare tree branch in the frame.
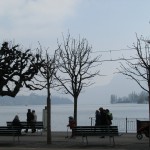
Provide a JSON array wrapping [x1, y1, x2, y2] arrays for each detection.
[[55, 34, 101, 124]]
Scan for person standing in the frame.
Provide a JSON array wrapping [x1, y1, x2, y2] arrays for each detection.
[[32, 110, 37, 133], [99, 107, 107, 125], [95, 110, 100, 126], [25, 109, 33, 133], [67, 116, 76, 137], [106, 109, 113, 125]]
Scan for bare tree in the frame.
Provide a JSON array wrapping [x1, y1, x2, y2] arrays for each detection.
[[0, 41, 44, 97], [55, 34, 101, 124], [117, 35, 150, 147], [117, 35, 150, 120], [39, 49, 58, 144]]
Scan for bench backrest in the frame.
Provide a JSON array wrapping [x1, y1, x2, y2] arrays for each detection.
[[0, 126, 21, 136], [7, 121, 43, 129], [72, 126, 119, 136]]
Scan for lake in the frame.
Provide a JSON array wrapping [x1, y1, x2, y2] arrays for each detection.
[[0, 103, 149, 131]]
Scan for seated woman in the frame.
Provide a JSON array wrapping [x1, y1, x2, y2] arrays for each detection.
[[12, 115, 22, 134]]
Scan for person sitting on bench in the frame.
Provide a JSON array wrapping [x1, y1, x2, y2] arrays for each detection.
[[12, 115, 22, 134]]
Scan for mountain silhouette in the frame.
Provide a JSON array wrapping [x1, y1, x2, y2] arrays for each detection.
[[78, 74, 142, 104]]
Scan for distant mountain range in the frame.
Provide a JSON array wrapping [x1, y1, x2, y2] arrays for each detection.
[[0, 94, 73, 106], [78, 74, 143, 104], [0, 74, 144, 106]]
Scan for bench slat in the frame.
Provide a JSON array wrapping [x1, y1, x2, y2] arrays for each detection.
[[0, 126, 21, 138], [72, 126, 120, 145], [7, 121, 43, 130]]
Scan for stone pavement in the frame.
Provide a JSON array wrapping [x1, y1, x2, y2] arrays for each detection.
[[0, 132, 149, 150]]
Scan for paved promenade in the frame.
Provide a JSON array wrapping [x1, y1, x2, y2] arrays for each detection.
[[0, 132, 149, 150]]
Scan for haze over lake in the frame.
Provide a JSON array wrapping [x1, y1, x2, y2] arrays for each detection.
[[0, 103, 148, 131]]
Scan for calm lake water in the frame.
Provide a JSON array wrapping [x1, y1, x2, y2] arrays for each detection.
[[0, 103, 149, 131]]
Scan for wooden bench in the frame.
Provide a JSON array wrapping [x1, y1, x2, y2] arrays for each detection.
[[0, 126, 21, 142], [72, 126, 121, 145], [7, 121, 44, 134]]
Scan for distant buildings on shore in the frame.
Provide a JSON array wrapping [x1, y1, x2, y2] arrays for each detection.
[[110, 91, 148, 104]]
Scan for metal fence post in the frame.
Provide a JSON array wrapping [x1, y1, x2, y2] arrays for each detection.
[[126, 117, 127, 133]]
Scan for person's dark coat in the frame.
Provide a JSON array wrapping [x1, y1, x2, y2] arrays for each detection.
[[95, 110, 101, 126], [12, 115, 22, 134]]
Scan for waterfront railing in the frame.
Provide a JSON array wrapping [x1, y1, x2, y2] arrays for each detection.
[[89, 117, 149, 133]]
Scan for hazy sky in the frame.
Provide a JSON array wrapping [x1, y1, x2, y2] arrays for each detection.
[[1, 0, 150, 88]]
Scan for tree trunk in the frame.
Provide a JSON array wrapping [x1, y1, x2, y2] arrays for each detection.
[[74, 96, 78, 126], [148, 77, 150, 147], [149, 94, 150, 147], [47, 79, 51, 144]]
